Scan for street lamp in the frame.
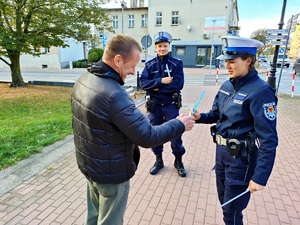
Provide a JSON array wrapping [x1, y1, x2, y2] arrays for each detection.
[[121, 2, 126, 34], [209, 20, 216, 74], [268, 0, 287, 90]]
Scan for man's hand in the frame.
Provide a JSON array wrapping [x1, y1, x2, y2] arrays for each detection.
[[161, 77, 173, 84], [248, 180, 265, 193], [176, 114, 195, 131]]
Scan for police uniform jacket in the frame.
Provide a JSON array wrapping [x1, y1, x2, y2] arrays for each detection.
[[140, 54, 184, 105], [71, 61, 185, 184], [197, 68, 278, 186]]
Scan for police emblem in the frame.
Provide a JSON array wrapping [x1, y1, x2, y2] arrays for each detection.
[[263, 102, 276, 121]]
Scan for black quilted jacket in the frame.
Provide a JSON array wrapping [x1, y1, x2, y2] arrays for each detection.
[[71, 61, 185, 184]]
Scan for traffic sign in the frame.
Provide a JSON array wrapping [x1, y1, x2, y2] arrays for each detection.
[[266, 35, 288, 40], [266, 29, 288, 34], [290, 26, 296, 33], [279, 48, 285, 53], [141, 35, 152, 49], [286, 13, 299, 31], [266, 41, 287, 46]]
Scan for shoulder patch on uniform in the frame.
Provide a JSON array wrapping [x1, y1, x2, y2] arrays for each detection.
[[263, 102, 277, 121]]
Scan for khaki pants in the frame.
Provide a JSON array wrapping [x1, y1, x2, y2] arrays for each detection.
[[85, 180, 130, 225]]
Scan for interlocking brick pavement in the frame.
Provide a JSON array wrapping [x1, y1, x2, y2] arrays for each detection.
[[1, 68, 300, 225]]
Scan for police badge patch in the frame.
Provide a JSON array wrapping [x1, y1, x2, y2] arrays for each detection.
[[263, 102, 277, 121]]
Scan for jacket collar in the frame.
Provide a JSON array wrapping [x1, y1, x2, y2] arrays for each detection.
[[230, 68, 257, 88], [156, 53, 170, 63], [89, 60, 124, 85]]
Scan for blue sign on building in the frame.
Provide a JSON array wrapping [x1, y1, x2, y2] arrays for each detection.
[[102, 34, 107, 48]]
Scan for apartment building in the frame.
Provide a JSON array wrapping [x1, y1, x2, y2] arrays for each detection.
[[103, 0, 239, 67]]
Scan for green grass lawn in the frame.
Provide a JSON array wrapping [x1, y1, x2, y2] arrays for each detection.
[[0, 84, 73, 170]]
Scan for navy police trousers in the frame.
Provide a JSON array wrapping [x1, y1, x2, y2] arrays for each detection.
[[215, 145, 256, 225], [147, 103, 185, 157]]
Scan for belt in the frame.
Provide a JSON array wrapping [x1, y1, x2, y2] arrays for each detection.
[[216, 134, 227, 146]]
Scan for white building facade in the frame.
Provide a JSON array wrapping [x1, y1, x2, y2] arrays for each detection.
[[103, 0, 239, 67], [0, 0, 238, 69]]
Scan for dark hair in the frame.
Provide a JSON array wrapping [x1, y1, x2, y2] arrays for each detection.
[[103, 34, 142, 62], [241, 54, 256, 71]]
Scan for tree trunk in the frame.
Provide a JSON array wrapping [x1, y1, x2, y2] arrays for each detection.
[[10, 54, 25, 87]]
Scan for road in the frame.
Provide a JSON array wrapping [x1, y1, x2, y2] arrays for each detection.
[[0, 63, 299, 96]]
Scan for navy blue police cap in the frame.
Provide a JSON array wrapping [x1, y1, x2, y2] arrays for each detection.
[[155, 31, 172, 44], [216, 36, 264, 60]]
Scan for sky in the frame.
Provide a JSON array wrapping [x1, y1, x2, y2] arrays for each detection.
[[238, 0, 300, 37]]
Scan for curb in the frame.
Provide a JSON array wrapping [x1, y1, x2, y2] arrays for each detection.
[[0, 135, 74, 197]]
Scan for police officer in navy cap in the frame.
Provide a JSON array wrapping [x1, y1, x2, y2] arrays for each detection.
[[191, 36, 278, 225], [140, 31, 187, 177]]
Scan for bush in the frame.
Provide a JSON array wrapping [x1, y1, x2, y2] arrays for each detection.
[[88, 48, 104, 62], [80, 61, 87, 68], [75, 61, 81, 68], [88, 52, 99, 63]]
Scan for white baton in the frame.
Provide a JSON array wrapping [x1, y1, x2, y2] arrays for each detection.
[[221, 189, 250, 208], [191, 90, 206, 116], [166, 64, 171, 77]]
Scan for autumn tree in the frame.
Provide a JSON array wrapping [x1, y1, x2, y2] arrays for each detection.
[[0, 0, 114, 87], [250, 29, 268, 56]]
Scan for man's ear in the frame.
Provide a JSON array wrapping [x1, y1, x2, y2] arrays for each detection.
[[114, 54, 122, 67]]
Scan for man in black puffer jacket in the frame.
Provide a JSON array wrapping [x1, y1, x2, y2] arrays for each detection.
[[71, 34, 195, 225]]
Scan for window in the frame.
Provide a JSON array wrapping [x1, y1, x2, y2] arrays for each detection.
[[171, 11, 179, 25], [112, 16, 118, 28], [141, 14, 147, 28], [128, 15, 134, 28], [176, 47, 185, 56], [156, 12, 162, 26]]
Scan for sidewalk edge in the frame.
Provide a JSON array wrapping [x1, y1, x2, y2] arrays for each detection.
[[0, 135, 74, 197]]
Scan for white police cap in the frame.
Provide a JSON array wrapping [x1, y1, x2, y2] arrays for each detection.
[[154, 31, 172, 44], [216, 36, 264, 60]]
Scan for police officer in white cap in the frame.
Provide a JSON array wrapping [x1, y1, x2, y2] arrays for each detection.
[[192, 36, 278, 225], [140, 31, 187, 177]]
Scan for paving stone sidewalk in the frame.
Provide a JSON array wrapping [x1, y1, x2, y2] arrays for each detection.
[[1, 75, 300, 224]]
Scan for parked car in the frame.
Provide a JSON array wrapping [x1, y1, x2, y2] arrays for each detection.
[[259, 55, 267, 62], [292, 58, 300, 75], [273, 54, 290, 68]]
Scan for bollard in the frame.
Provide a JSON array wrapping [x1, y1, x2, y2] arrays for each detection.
[[216, 67, 219, 86], [137, 71, 140, 91], [69, 61, 73, 70], [265, 69, 269, 81], [292, 72, 295, 98]]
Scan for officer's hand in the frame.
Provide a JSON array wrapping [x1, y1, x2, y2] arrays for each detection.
[[188, 107, 201, 120], [248, 180, 265, 193], [176, 113, 195, 131], [161, 77, 173, 84]]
